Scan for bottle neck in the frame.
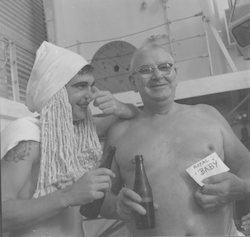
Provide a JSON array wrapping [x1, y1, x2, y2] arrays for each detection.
[[100, 146, 116, 169], [135, 160, 144, 175], [134, 158, 153, 201]]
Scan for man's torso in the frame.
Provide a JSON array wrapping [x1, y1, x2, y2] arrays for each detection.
[[112, 104, 233, 236]]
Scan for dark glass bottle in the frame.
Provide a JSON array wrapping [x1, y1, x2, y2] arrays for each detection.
[[133, 155, 155, 230], [79, 146, 116, 219]]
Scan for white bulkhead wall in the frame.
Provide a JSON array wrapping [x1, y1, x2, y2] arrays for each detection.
[[48, 0, 249, 115], [52, 0, 229, 79]]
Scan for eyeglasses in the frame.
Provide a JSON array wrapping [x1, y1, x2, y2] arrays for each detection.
[[132, 63, 174, 77]]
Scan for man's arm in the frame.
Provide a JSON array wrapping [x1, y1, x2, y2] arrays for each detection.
[[94, 104, 139, 138], [195, 106, 250, 211], [2, 140, 115, 232], [89, 86, 140, 137], [1, 140, 68, 231]]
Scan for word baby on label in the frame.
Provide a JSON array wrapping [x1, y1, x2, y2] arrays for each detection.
[[186, 152, 230, 186]]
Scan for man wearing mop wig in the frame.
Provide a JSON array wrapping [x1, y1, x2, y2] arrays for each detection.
[[1, 41, 139, 237]]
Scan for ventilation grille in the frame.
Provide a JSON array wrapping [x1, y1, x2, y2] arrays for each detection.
[[0, 0, 47, 103]]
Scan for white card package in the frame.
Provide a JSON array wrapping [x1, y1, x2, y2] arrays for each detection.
[[186, 152, 230, 186]]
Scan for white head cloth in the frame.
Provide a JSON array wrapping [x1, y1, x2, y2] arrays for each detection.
[[26, 41, 88, 113]]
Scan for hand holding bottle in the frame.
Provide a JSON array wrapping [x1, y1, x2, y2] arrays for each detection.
[[115, 187, 146, 220], [114, 159, 158, 225], [114, 188, 158, 221], [64, 167, 115, 206], [79, 146, 116, 219]]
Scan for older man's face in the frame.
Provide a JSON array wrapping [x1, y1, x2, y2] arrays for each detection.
[[130, 47, 177, 104]]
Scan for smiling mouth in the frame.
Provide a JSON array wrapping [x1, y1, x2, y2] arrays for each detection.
[[150, 84, 168, 88]]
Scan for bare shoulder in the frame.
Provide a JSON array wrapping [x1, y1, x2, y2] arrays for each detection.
[[178, 103, 229, 129], [189, 104, 233, 135], [191, 104, 218, 113], [3, 140, 40, 165], [108, 118, 131, 134], [105, 118, 132, 144], [187, 104, 224, 118]]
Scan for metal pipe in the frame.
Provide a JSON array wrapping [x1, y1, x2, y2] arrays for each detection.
[[202, 16, 214, 76], [226, 93, 250, 120]]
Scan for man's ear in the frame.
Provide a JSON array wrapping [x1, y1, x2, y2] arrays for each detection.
[[174, 67, 177, 74], [129, 75, 138, 92], [173, 67, 179, 86]]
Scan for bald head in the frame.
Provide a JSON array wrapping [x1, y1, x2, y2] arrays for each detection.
[[129, 44, 174, 75]]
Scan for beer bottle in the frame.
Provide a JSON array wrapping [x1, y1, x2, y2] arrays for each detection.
[[133, 155, 155, 230], [79, 146, 116, 219]]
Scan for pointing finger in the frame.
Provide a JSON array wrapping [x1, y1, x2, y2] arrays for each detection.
[[87, 86, 100, 103], [92, 86, 100, 93]]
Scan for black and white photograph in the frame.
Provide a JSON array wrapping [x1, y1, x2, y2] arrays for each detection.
[[0, 0, 250, 236]]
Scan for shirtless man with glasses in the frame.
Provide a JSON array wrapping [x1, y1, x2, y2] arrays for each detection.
[[100, 43, 250, 236]]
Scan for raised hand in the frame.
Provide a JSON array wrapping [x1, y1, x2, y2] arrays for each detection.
[[88, 86, 139, 118], [87, 86, 122, 115]]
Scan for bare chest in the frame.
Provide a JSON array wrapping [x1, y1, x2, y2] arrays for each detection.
[[117, 119, 223, 165], [114, 116, 231, 236], [114, 115, 224, 190]]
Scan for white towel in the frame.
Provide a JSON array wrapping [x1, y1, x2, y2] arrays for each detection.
[[26, 41, 88, 113], [1, 117, 40, 159]]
